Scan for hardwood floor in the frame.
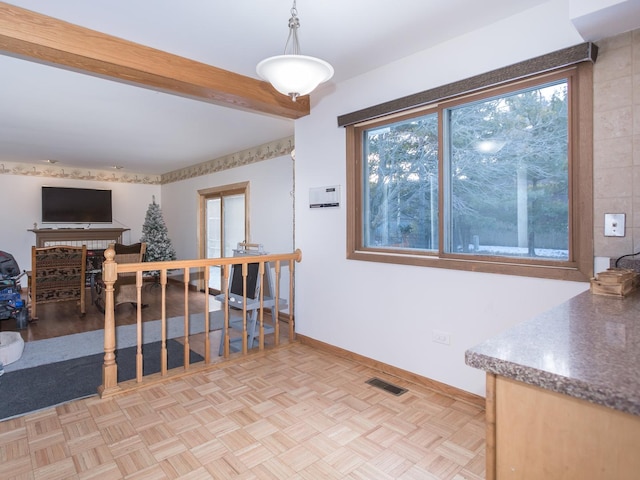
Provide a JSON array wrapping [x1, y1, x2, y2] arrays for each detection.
[[0, 283, 486, 479], [2, 282, 209, 343]]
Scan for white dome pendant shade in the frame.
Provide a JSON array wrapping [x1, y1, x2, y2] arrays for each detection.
[[256, 1, 333, 102], [257, 55, 333, 101]]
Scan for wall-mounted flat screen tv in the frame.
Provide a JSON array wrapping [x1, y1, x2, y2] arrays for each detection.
[[41, 186, 113, 223]]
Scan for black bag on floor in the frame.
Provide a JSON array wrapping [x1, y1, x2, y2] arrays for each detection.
[[0, 251, 20, 280]]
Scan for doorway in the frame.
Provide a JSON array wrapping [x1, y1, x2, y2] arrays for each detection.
[[198, 182, 249, 293]]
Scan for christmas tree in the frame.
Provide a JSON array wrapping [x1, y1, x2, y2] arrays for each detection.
[[140, 196, 177, 265]]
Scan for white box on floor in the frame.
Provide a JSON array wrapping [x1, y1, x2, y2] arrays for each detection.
[[0, 331, 24, 365]]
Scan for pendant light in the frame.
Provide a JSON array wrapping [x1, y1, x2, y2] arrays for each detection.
[[256, 0, 334, 102]]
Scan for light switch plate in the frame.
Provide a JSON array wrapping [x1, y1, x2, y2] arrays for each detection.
[[604, 213, 625, 237]]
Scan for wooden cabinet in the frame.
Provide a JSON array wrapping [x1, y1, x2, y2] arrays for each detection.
[[488, 374, 640, 480]]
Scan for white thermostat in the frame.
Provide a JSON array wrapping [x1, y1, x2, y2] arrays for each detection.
[[309, 185, 340, 208]]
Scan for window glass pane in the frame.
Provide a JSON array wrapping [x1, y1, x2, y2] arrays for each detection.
[[446, 80, 569, 260], [206, 198, 221, 290], [223, 194, 245, 256], [363, 113, 439, 251]]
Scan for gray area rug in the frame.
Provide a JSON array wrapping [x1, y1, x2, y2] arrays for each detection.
[[4, 312, 223, 373], [0, 339, 203, 420]]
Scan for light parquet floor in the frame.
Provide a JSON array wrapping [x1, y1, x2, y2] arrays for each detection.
[[0, 342, 486, 480]]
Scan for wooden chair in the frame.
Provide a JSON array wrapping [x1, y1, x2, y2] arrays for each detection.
[[30, 245, 87, 320], [94, 242, 146, 312]]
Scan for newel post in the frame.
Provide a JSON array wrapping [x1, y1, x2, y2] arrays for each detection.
[[98, 245, 120, 397]]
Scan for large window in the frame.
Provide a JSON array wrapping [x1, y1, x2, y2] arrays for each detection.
[[347, 65, 593, 281]]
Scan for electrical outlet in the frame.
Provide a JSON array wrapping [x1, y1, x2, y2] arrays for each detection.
[[432, 330, 451, 345], [604, 213, 625, 237]]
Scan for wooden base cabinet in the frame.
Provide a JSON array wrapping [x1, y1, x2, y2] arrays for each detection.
[[487, 374, 640, 479]]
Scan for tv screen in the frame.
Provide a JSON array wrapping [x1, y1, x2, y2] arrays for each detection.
[[41, 186, 113, 224]]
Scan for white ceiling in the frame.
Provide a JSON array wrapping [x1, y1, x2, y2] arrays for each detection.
[[0, 0, 624, 175]]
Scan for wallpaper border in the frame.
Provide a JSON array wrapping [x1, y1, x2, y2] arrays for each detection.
[[0, 136, 294, 185]]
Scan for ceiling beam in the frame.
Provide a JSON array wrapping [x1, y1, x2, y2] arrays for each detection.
[[0, 2, 309, 119]]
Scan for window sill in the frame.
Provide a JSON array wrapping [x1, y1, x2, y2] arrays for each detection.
[[347, 250, 591, 282]]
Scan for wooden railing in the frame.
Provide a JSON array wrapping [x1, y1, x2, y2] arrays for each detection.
[[97, 247, 302, 398]]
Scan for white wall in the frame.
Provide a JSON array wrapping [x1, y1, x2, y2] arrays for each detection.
[[159, 155, 294, 307], [294, 0, 590, 397], [0, 174, 159, 272], [160, 154, 294, 262]]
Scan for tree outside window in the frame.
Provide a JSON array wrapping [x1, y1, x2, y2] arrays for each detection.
[[446, 81, 569, 259]]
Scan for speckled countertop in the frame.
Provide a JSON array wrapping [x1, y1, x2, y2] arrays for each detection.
[[465, 289, 640, 416]]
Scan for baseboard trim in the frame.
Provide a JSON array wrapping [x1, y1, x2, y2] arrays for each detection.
[[297, 334, 485, 408]]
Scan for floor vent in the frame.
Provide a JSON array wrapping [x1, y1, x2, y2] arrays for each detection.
[[365, 377, 408, 396]]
